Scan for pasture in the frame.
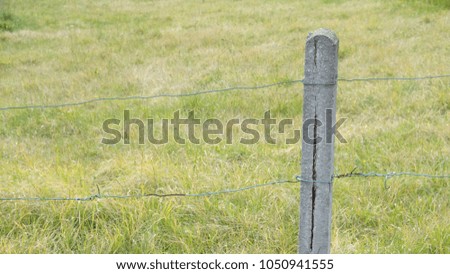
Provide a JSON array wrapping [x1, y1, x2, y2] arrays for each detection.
[[0, 0, 449, 253]]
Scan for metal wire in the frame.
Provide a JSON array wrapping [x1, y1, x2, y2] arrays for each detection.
[[0, 179, 297, 202], [1, 73, 449, 111], [1, 74, 449, 201], [337, 74, 450, 82], [0, 172, 447, 202], [186, 179, 297, 197], [334, 171, 450, 179], [0, 79, 303, 111], [334, 171, 450, 189]]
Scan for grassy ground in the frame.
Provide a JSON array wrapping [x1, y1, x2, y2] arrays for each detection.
[[0, 0, 449, 253]]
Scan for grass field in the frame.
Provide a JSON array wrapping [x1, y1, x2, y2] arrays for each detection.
[[0, 0, 449, 253]]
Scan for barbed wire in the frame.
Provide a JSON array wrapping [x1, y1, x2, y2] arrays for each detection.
[[1, 74, 449, 111], [1, 171, 448, 202], [0, 79, 303, 111], [1, 75, 449, 201], [333, 170, 450, 189], [337, 74, 450, 82]]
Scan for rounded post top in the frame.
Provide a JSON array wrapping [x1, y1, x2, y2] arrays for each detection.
[[307, 28, 338, 45]]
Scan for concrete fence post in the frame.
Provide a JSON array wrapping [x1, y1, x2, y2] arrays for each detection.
[[298, 28, 339, 254]]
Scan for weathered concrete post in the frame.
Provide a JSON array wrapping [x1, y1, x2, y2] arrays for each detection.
[[298, 29, 338, 254]]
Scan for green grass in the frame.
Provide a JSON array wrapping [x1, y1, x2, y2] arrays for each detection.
[[401, 0, 450, 9], [0, 10, 21, 32], [0, 0, 449, 253]]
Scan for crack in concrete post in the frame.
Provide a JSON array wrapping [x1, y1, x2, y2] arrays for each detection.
[[310, 110, 318, 250]]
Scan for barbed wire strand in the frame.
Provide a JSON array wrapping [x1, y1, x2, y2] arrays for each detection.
[[186, 179, 297, 197], [333, 171, 450, 189], [337, 74, 450, 82], [0, 79, 303, 111], [1, 74, 449, 111], [0, 179, 297, 202], [334, 171, 450, 179], [0, 172, 448, 202]]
